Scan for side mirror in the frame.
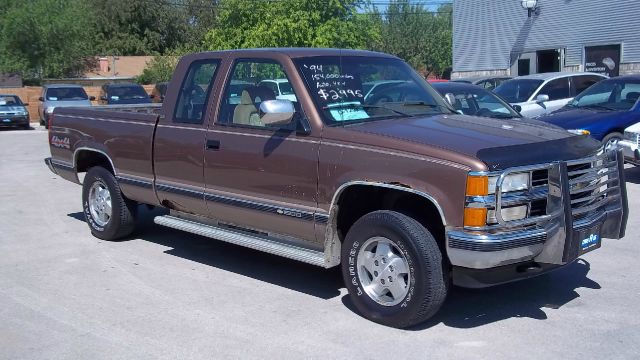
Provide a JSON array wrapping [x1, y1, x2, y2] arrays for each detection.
[[444, 93, 456, 107], [512, 104, 522, 113], [38, 97, 44, 102], [259, 99, 295, 126], [149, 94, 155, 99], [536, 94, 549, 103], [89, 96, 96, 101], [23, 102, 29, 106]]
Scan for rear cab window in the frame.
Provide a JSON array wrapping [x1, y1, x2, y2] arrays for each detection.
[[173, 60, 220, 124]]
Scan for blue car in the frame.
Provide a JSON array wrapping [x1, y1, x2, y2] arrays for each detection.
[[539, 75, 640, 150]]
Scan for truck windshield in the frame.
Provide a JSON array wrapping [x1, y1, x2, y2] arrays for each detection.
[[46, 87, 89, 101], [108, 85, 150, 102], [294, 56, 450, 125]]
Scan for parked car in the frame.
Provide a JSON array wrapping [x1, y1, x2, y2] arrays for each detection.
[[151, 82, 168, 103], [0, 94, 30, 130], [620, 122, 640, 166], [45, 48, 628, 329], [431, 82, 522, 119], [362, 80, 408, 101], [228, 80, 253, 104], [539, 75, 640, 150], [98, 83, 152, 105], [257, 79, 297, 101], [39, 84, 94, 128], [494, 72, 607, 118], [451, 76, 512, 90]]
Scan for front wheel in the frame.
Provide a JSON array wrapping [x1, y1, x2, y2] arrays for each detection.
[[82, 166, 137, 240], [602, 132, 623, 151], [341, 210, 448, 328]]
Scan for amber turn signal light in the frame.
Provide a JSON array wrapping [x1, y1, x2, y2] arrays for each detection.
[[466, 175, 488, 196], [464, 207, 487, 227]]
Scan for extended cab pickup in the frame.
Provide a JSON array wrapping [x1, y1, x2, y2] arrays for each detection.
[[45, 49, 629, 328]]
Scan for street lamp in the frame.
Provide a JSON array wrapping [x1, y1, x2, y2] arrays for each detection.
[[521, 0, 538, 17]]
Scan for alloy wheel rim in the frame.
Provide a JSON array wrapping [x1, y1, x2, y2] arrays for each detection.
[[605, 137, 621, 151], [356, 236, 411, 306], [88, 182, 112, 227]]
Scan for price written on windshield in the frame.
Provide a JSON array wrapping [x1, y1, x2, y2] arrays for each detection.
[[318, 88, 363, 101]]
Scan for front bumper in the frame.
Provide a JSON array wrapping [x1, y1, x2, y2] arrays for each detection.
[[0, 115, 29, 127], [619, 139, 640, 165], [447, 150, 628, 287]]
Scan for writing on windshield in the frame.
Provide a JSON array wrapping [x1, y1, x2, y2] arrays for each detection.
[[296, 56, 446, 125]]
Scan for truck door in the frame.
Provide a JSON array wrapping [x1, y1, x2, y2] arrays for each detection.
[[203, 57, 320, 246], [153, 58, 221, 214]]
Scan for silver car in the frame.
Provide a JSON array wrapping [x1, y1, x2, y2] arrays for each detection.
[[494, 72, 607, 118], [39, 84, 94, 128]]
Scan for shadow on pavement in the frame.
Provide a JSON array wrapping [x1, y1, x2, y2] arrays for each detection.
[[68, 206, 600, 329], [69, 207, 343, 300], [624, 166, 640, 185]]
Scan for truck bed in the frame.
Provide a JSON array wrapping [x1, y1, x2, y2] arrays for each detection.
[[48, 104, 161, 205]]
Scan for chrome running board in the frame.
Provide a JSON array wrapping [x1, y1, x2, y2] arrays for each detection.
[[154, 215, 327, 267]]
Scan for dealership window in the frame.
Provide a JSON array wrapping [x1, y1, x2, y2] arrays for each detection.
[[539, 78, 571, 101]]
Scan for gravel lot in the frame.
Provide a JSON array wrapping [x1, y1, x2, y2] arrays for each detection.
[[1, 127, 639, 359]]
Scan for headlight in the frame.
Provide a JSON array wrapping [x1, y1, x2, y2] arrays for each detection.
[[46, 106, 56, 114], [487, 205, 528, 223], [488, 173, 529, 193], [17, 108, 28, 116], [567, 129, 590, 135], [624, 131, 640, 142]]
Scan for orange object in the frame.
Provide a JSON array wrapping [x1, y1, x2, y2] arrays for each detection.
[[464, 207, 487, 227], [466, 175, 488, 196]]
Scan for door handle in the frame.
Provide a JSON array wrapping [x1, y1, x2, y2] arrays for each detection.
[[206, 139, 220, 150]]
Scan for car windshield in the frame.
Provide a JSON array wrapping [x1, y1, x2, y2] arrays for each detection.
[[494, 79, 543, 103], [278, 81, 294, 95], [433, 84, 520, 119], [108, 85, 149, 101], [46, 87, 89, 101], [568, 79, 640, 111], [294, 56, 450, 125], [0, 95, 23, 107]]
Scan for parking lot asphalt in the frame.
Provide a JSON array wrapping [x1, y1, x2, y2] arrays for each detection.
[[1, 127, 639, 359]]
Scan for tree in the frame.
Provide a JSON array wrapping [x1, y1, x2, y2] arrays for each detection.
[[89, 0, 190, 56], [374, 1, 452, 77], [203, 0, 379, 50], [0, 0, 94, 79], [136, 55, 180, 84]]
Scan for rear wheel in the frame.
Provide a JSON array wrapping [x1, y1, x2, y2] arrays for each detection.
[[82, 166, 137, 240], [341, 210, 448, 328]]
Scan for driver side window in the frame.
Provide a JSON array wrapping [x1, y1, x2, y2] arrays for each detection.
[[174, 60, 220, 124], [220, 59, 299, 129]]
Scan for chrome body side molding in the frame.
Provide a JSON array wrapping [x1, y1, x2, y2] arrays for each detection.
[[322, 180, 448, 268]]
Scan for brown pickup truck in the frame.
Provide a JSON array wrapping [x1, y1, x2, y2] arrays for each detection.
[[45, 48, 629, 328]]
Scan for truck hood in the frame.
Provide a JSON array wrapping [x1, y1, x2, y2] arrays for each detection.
[[345, 114, 601, 170]]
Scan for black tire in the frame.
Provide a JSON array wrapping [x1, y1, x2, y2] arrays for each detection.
[[602, 132, 623, 151], [22, 123, 30, 130], [341, 210, 447, 328], [82, 166, 137, 240]]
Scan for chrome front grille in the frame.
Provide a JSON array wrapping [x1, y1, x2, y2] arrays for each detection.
[[567, 152, 621, 221], [464, 150, 623, 231]]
